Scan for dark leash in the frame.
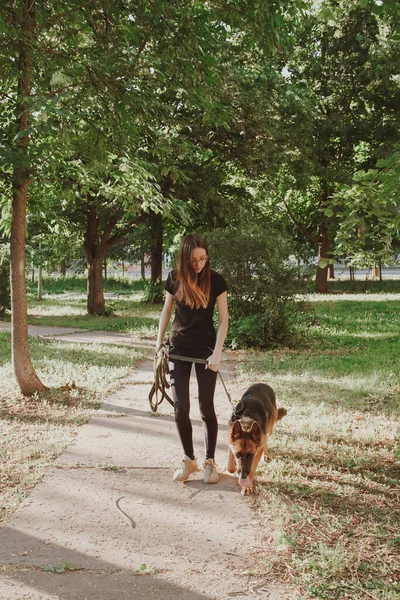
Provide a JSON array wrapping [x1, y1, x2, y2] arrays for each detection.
[[148, 347, 174, 412], [148, 349, 236, 413]]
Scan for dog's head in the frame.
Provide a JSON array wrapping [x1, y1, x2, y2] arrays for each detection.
[[229, 419, 262, 482]]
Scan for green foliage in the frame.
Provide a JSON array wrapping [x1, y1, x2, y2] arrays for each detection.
[[143, 278, 164, 304], [329, 143, 400, 267], [208, 224, 310, 348], [269, 0, 400, 267]]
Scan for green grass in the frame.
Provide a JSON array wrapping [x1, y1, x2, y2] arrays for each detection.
[[25, 275, 147, 295], [326, 278, 400, 294], [236, 296, 400, 599], [1, 286, 399, 598], [0, 329, 147, 526], [24, 295, 161, 335]]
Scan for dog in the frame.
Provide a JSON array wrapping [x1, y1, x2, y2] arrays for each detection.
[[227, 383, 286, 495]]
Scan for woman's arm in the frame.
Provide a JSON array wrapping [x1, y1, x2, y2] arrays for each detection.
[[156, 291, 174, 354], [206, 291, 228, 371]]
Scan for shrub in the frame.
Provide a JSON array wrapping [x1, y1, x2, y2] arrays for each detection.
[[143, 278, 164, 304], [207, 224, 310, 349]]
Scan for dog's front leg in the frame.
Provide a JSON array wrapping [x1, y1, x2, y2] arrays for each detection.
[[242, 447, 264, 495], [227, 446, 236, 473], [264, 441, 269, 461]]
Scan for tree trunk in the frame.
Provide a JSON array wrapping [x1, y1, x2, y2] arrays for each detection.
[[60, 260, 67, 276], [149, 212, 163, 284], [83, 206, 149, 313], [328, 264, 335, 279], [141, 252, 146, 280], [10, 0, 45, 396], [38, 263, 43, 301], [87, 256, 105, 315], [148, 175, 173, 289], [374, 262, 382, 280], [315, 223, 330, 293], [84, 209, 107, 315]]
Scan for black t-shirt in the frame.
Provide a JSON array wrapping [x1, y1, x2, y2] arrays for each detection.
[[165, 269, 228, 350]]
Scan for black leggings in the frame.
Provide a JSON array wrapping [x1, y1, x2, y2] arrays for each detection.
[[169, 349, 218, 461]]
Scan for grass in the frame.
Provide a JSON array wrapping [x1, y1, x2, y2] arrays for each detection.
[[236, 297, 400, 599], [326, 278, 400, 294], [1, 284, 399, 598], [0, 331, 147, 526], [26, 275, 146, 295], [25, 295, 161, 335]]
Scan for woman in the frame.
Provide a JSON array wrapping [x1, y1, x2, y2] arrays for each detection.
[[156, 233, 228, 484]]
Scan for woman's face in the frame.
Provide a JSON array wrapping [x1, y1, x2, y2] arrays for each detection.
[[191, 246, 208, 274]]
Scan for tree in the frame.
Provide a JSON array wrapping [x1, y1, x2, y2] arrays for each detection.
[[1, 0, 297, 394], [266, 0, 400, 291], [41, 0, 297, 311], [7, 0, 46, 394]]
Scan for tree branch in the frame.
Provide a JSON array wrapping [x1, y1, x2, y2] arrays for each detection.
[[280, 195, 317, 244], [106, 213, 150, 249], [44, 0, 97, 28]]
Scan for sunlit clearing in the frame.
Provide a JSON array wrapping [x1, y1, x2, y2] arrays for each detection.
[[304, 293, 400, 302], [28, 305, 86, 317], [269, 370, 387, 392]]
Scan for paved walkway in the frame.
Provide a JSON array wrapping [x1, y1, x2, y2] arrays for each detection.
[[0, 326, 292, 600]]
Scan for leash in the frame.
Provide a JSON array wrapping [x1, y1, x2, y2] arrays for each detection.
[[148, 347, 175, 412], [169, 354, 236, 411], [148, 349, 236, 413]]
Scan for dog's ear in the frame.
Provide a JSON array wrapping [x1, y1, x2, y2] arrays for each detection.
[[230, 420, 243, 441], [277, 407, 287, 421], [249, 421, 262, 444]]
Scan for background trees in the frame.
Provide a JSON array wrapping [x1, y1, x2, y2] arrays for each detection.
[[0, 0, 398, 394], [265, 0, 400, 290]]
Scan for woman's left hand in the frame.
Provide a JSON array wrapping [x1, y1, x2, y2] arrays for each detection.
[[206, 351, 222, 372]]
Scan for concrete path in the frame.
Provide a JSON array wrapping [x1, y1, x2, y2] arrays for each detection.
[[0, 326, 292, 600]]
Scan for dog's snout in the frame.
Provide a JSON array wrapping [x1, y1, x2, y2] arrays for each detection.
[[236, 459, 251, 479]]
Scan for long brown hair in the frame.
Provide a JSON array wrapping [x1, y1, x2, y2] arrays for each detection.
[[176, 233, 211, 309]]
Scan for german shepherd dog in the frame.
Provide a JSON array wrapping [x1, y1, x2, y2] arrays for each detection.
[[228, 383, 286, 495]]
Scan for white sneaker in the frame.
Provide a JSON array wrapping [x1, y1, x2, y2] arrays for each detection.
[[203, 458, 219, 484], [173, 456, 199, 482]]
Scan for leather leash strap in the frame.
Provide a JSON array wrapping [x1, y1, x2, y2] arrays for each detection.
[[169, 353, 235, 410], [148, 352, 235, 413]]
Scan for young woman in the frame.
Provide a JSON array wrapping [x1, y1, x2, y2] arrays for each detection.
[[156, 233, 228, 484]]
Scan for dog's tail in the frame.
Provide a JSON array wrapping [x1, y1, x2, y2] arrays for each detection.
[[277, 407, 287, 421]]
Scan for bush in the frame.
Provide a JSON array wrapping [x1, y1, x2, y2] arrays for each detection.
[[207, 224, 310, 349], [143, 278, 164, 304]]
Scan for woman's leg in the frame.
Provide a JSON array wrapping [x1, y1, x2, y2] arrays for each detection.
[[195, 362, 218, 460], [169, 358, 195, 459]]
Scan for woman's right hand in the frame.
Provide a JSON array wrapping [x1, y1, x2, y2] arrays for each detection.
[[156, 342, 166, 357]]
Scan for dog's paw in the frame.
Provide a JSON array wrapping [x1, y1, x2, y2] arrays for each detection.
[[239, 477, 253, 495]]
